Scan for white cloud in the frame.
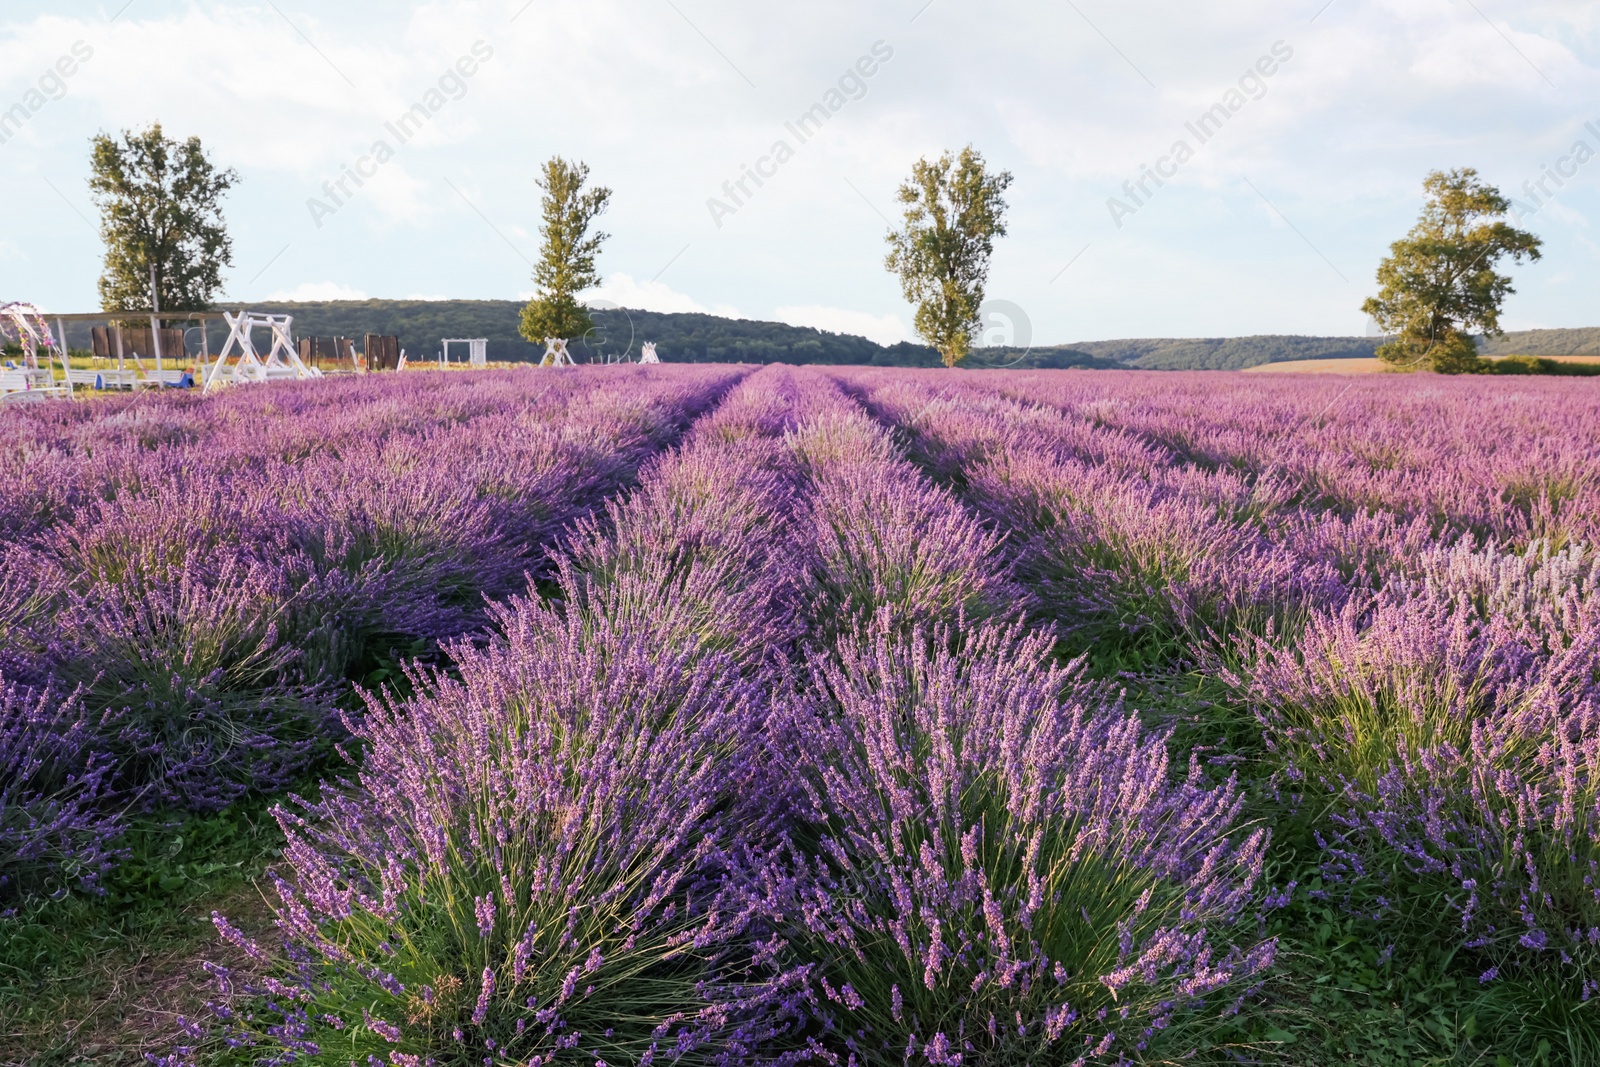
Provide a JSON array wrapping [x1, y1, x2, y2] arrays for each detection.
[[583, 273, 742, 318], [264, 282, 370, 301], [773, 304, 910, 346]]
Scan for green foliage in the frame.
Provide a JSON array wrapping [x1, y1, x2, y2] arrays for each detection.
[[89, 123, 238, 314], [1485, 355, 1600, 376], [962, 345, 1122, 370], [1363, 169, 1543, 374], [1488, 354, 1547, 375], [1377, 330, 1484, 375], [885, 145, 1013, 367], [1209, 809, 1596, 1067], [1092, 335, 1381, 370], [1001, 330, 1600, 371], [518, 157, 612, 345], [1479, 327, 1600, 358]]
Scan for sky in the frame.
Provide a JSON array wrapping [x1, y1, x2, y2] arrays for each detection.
[[0, 0, 1596, 347]]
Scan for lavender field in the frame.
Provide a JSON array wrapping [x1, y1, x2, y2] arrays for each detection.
[[3, 365, 1599, 1065]]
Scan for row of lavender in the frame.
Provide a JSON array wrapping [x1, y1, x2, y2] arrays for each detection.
[[839, 368, 1600, 1022], [200, 366, 1274, 1066], [0, 366, 743, 901]]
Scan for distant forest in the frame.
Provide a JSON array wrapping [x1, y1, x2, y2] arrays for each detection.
[[100, 299, 1597, 371]]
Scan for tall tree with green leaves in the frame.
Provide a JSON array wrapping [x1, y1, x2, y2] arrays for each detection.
[[519, 157, 612, 347], [89, 123, 238, 314], [1363, 168, 1542, 374], [885, 146, 1013, 368]]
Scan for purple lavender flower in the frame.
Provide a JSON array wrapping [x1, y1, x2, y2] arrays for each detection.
[[772, 621, 1273, 1064], [0, 680, 122, 902]]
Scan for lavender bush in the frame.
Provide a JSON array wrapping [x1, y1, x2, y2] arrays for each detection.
[[781, 394, 1016, 639], [200, 367, 816, 1066], [843, 373, 1336, 658], [565, 435, 810, 672], [0, 681, 121, 904], [213, 593, 778, 1067], [772, 624, 1273, 1065]]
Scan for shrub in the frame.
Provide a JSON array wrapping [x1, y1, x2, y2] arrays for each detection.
[[1486, 355, 1600, 376], [0, 682, 122, 905], [567, 435, 811, 670], [210, 564, 790, 1066], [843, 375, 1340, 664], [201, 367, 819, 1067], [774, 624, 1274, 1065], [51, 552, 340, 812], [1489, 354, 1549, 375]]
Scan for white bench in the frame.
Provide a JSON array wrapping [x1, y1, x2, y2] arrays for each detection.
[[1, 368, 51, 390], [0, 369, 67, 400], [68, 369, 136, 390]]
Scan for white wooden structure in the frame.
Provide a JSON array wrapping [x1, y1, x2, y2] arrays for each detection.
[[639, 342, 660, 364], [202, 311, 321, 393], [441, 338, 488, 368], [0, 303, 71, 397], [540, 337, 574, 367]]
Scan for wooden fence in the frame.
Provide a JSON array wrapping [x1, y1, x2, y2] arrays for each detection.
[[90, 326, 188, 362], [296, 336, 359, 373], [364, 334, 401, 372]]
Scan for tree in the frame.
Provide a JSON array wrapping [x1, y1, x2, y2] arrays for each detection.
[[884, 146, 1013, 368], [518, 157, 612, 346], [89, 123, 238, 314], [1363, 168, 1542, 374]]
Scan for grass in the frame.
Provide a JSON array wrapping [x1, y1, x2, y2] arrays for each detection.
[[1119, 668, 1588, 1067], [1211, 831, 1577, 1067], [0, 786, 321, 1066], [0, 633, 447, 1066]]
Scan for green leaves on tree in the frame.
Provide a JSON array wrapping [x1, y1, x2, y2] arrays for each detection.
[[1362, 168, 1542, 374], [88, 123, 238, 315], [884, 146, 1013, 368], [518, 157, 612, 346]]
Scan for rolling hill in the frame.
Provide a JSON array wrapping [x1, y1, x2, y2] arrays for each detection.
[[55, 298, 1600, 371]]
